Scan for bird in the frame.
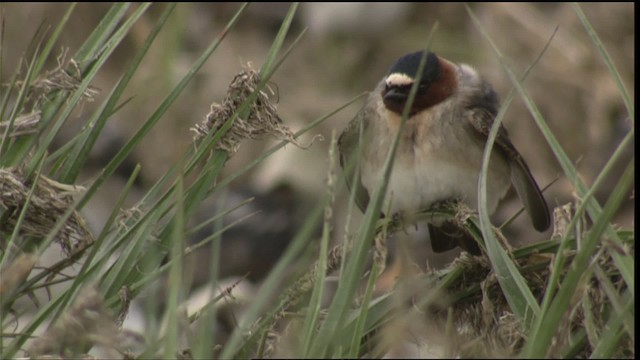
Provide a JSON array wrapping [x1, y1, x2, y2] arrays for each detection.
[[337, 50, 551, 255]]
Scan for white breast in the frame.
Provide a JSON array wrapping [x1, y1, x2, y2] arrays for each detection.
[[360, 102, 511, 216], [363, 152, 506, 215]]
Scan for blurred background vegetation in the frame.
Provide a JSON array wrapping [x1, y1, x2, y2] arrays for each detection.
[[1, 2, 634, 358], [3, 1, 633, 259]]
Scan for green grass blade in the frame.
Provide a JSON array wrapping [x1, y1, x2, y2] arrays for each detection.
[[522, 160, 633, 357], [163, 173, 186, 359], [221, 198, 326, 358], [299, 132, 336, 354], [213, 91, 364, 193], [475, 24, 557, 325], [471, 4, 633, 292], [593, 267, 634, 341], [466, 6, 634, 356], [0, 36, 44, 162], [573, 3, 633, 122], [0, 157, 46, 269], [25, 4, 151, 178], [59, 3, 176, 182], [1, 284, 77, 358], [32, 165, 141, 329], [0, 3, 73, 160], [73, 3, 131, 66], [190, 191, 227, 360], [346, 255, 382, 357], [3, 4, 128, 164], [183, 9, 305, 177], [591, 298, 634, 358], [2, 175, 103, 356], [30, 3, 77, 76], [259, 2, 298, 76], [75, 3, 247, 213], [308, 26, 438, 357]]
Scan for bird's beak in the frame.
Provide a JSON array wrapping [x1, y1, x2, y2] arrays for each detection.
[[383, 87, 408, 103]]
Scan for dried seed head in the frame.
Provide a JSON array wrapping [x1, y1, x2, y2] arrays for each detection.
[[25, 49, 99, 104], [191, 66, 315, 155], [0, 111, 41, 137], [0, 167, 94, 256]]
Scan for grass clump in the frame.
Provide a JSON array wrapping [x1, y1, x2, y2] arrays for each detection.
[[0, 3, 633, 358]]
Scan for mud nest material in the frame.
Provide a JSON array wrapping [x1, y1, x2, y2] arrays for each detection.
[[191, 67, 310, 155], [262, 202, 633, 358], [0, 167, 94, 256], [437, 244, 632, 358]]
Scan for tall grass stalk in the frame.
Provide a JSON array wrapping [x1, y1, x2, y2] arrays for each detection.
[[0, 3, 632, 358]]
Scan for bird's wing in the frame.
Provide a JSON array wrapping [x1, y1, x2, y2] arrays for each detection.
[[467, 106, 551, 232], [338, 104, 372, 213]]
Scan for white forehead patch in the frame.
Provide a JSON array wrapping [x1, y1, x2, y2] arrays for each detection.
[[385, 73, 414, 87], [459, 63, 480, 80]]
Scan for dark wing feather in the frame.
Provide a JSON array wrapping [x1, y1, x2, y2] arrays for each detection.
[[338, 106, 371, 213], [467, 105, 551, 232]]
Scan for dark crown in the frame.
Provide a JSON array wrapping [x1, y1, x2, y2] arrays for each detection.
[[387, 51, 440, 85]]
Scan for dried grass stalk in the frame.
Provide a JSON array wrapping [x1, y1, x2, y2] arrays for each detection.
[[0, 167, 94, 256], [414, 239, 632, 358], [0, 111, 42, 137], [27, 50, 99, 104], [191, 66, 312, 155]]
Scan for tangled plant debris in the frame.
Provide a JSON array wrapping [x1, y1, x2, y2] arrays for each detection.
[[0, 167, 94, 256], [0, 111, 42, 137], [26, 50, 99, 105], [191, 67, 316, 155]]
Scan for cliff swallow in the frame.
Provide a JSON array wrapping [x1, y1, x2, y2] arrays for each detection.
[[338, 51, 550, 254]]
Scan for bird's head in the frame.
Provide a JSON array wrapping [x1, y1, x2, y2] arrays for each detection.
[[382, 51, 458, 116]]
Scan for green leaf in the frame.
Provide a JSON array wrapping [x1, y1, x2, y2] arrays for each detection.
[[523, 161, 633, 357], [59, 3, 176, 182], [473, 22, 557, 326]]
